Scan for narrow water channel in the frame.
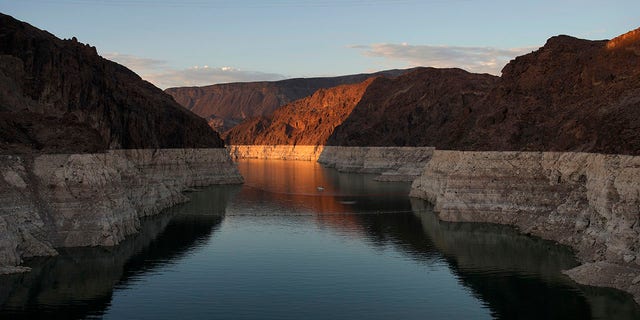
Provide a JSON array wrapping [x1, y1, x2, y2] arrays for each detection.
[[1, 159, 639, 319]]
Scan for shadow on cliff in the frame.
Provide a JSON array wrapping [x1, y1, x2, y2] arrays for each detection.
[[0, 184, 241, 320]]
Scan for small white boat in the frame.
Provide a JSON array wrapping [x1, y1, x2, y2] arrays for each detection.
[[317, 186, 325, 191]]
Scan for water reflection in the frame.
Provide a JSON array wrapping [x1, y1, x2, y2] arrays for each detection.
[[1, 160, 639, 319], [237, 159, 640, 319], [0, 185, 239, 320], [235, 159, 412, 236], [409, 199, 640, 320]]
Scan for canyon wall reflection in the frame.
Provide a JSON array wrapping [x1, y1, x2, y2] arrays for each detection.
[[2, 160, 639, 319], [408, 199, 640, 320], [235, 159, 412, 236], [0, 185, 239, 320], [236, 159, 640, 320]]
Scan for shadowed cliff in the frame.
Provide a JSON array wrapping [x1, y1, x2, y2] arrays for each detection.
[[327, 68, 499, 146], [456, 28, 640, 154], [0, 13, 224, 154]]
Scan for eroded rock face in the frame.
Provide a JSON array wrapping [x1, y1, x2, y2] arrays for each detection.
[[410, 150, 640, 301], [457, 28, 640, 154], [327, 68, 499, 147], [318, 146, 434, 181], [226, 29, 639, 155], [0, 13, 224, 154], [227, 145, 326, 161], [225, 68, 498, 147], [226, 145, 433, 181], [329, 29, 639, 152], [225, 79, 376, 145], [165, 69, 413, 132], [0, 149, 243, 272]]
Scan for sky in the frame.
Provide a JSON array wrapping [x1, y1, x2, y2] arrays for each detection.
[[2, 0, 639, 89]]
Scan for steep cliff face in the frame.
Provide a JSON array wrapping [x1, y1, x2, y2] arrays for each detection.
[[165, 69, 413, 132], [329, 29, 640, 152], [225, 78, 376, 145], [225, 68, 498, 147], [410, 150, 640, 301], [227, 29, 639, 154], [0, 13, 224, 154], [458, 28, 640, 154], [0, 149, 242, 273], [327, 68, 498, 146], [0, 14, 243, 274]]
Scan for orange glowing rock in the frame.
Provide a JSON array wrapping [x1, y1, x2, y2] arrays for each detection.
[[607, 27, 640, 50]]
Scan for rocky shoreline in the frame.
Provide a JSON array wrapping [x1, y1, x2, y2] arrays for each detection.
[[317, 146, 434, 181], [410, 150, 640, 303], [230, 145, 640, 302], [24, 145, 637, 302], [227, 145, 325, 161], [0, 148, 243, 273], [228, 145, 434, 181]]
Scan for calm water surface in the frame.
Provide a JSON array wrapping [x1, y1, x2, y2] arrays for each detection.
[[1, 159, 639, 319]]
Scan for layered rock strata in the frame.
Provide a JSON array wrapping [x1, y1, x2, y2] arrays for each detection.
[[227, 145, 325, 161], [317, 146, 434, 181], [0, 148, 242, 273], [228, 145, 433, 181], [410, 150, 640, 302]]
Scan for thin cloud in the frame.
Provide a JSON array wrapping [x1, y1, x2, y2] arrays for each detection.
[[102, 52, 286, 89], [102, 52, 167, 71], [146, 66, 287, 89], [350, 43, 538, 75]]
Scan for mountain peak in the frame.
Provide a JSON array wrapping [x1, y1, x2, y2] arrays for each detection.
[[607, 27, 640, 50]]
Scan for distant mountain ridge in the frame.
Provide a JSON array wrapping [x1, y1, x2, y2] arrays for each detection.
[[165, 69, 416, 132], [225, 27, 640, 155], [0, 13, 224, 154], [225, 68, 498, 146]]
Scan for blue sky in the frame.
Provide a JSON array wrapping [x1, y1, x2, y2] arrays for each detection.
[[2, 0, 638, 88]]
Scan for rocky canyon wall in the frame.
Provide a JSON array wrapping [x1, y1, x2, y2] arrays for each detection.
[[410, 150, 640, 302], [227, 145, 434, 181], [227, 145, 326, 161], [0, 148, 242, 273], [317, 146, 434, 181], [165, 69, 412, 133]]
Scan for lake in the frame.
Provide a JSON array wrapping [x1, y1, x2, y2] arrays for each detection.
[[1, 159, 639, 319]]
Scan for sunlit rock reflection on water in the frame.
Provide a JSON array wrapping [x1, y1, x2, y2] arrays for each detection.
[[1, 159, 639, 319]]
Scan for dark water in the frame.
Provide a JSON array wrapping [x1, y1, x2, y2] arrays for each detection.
[[1, 159, 639, 319]]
